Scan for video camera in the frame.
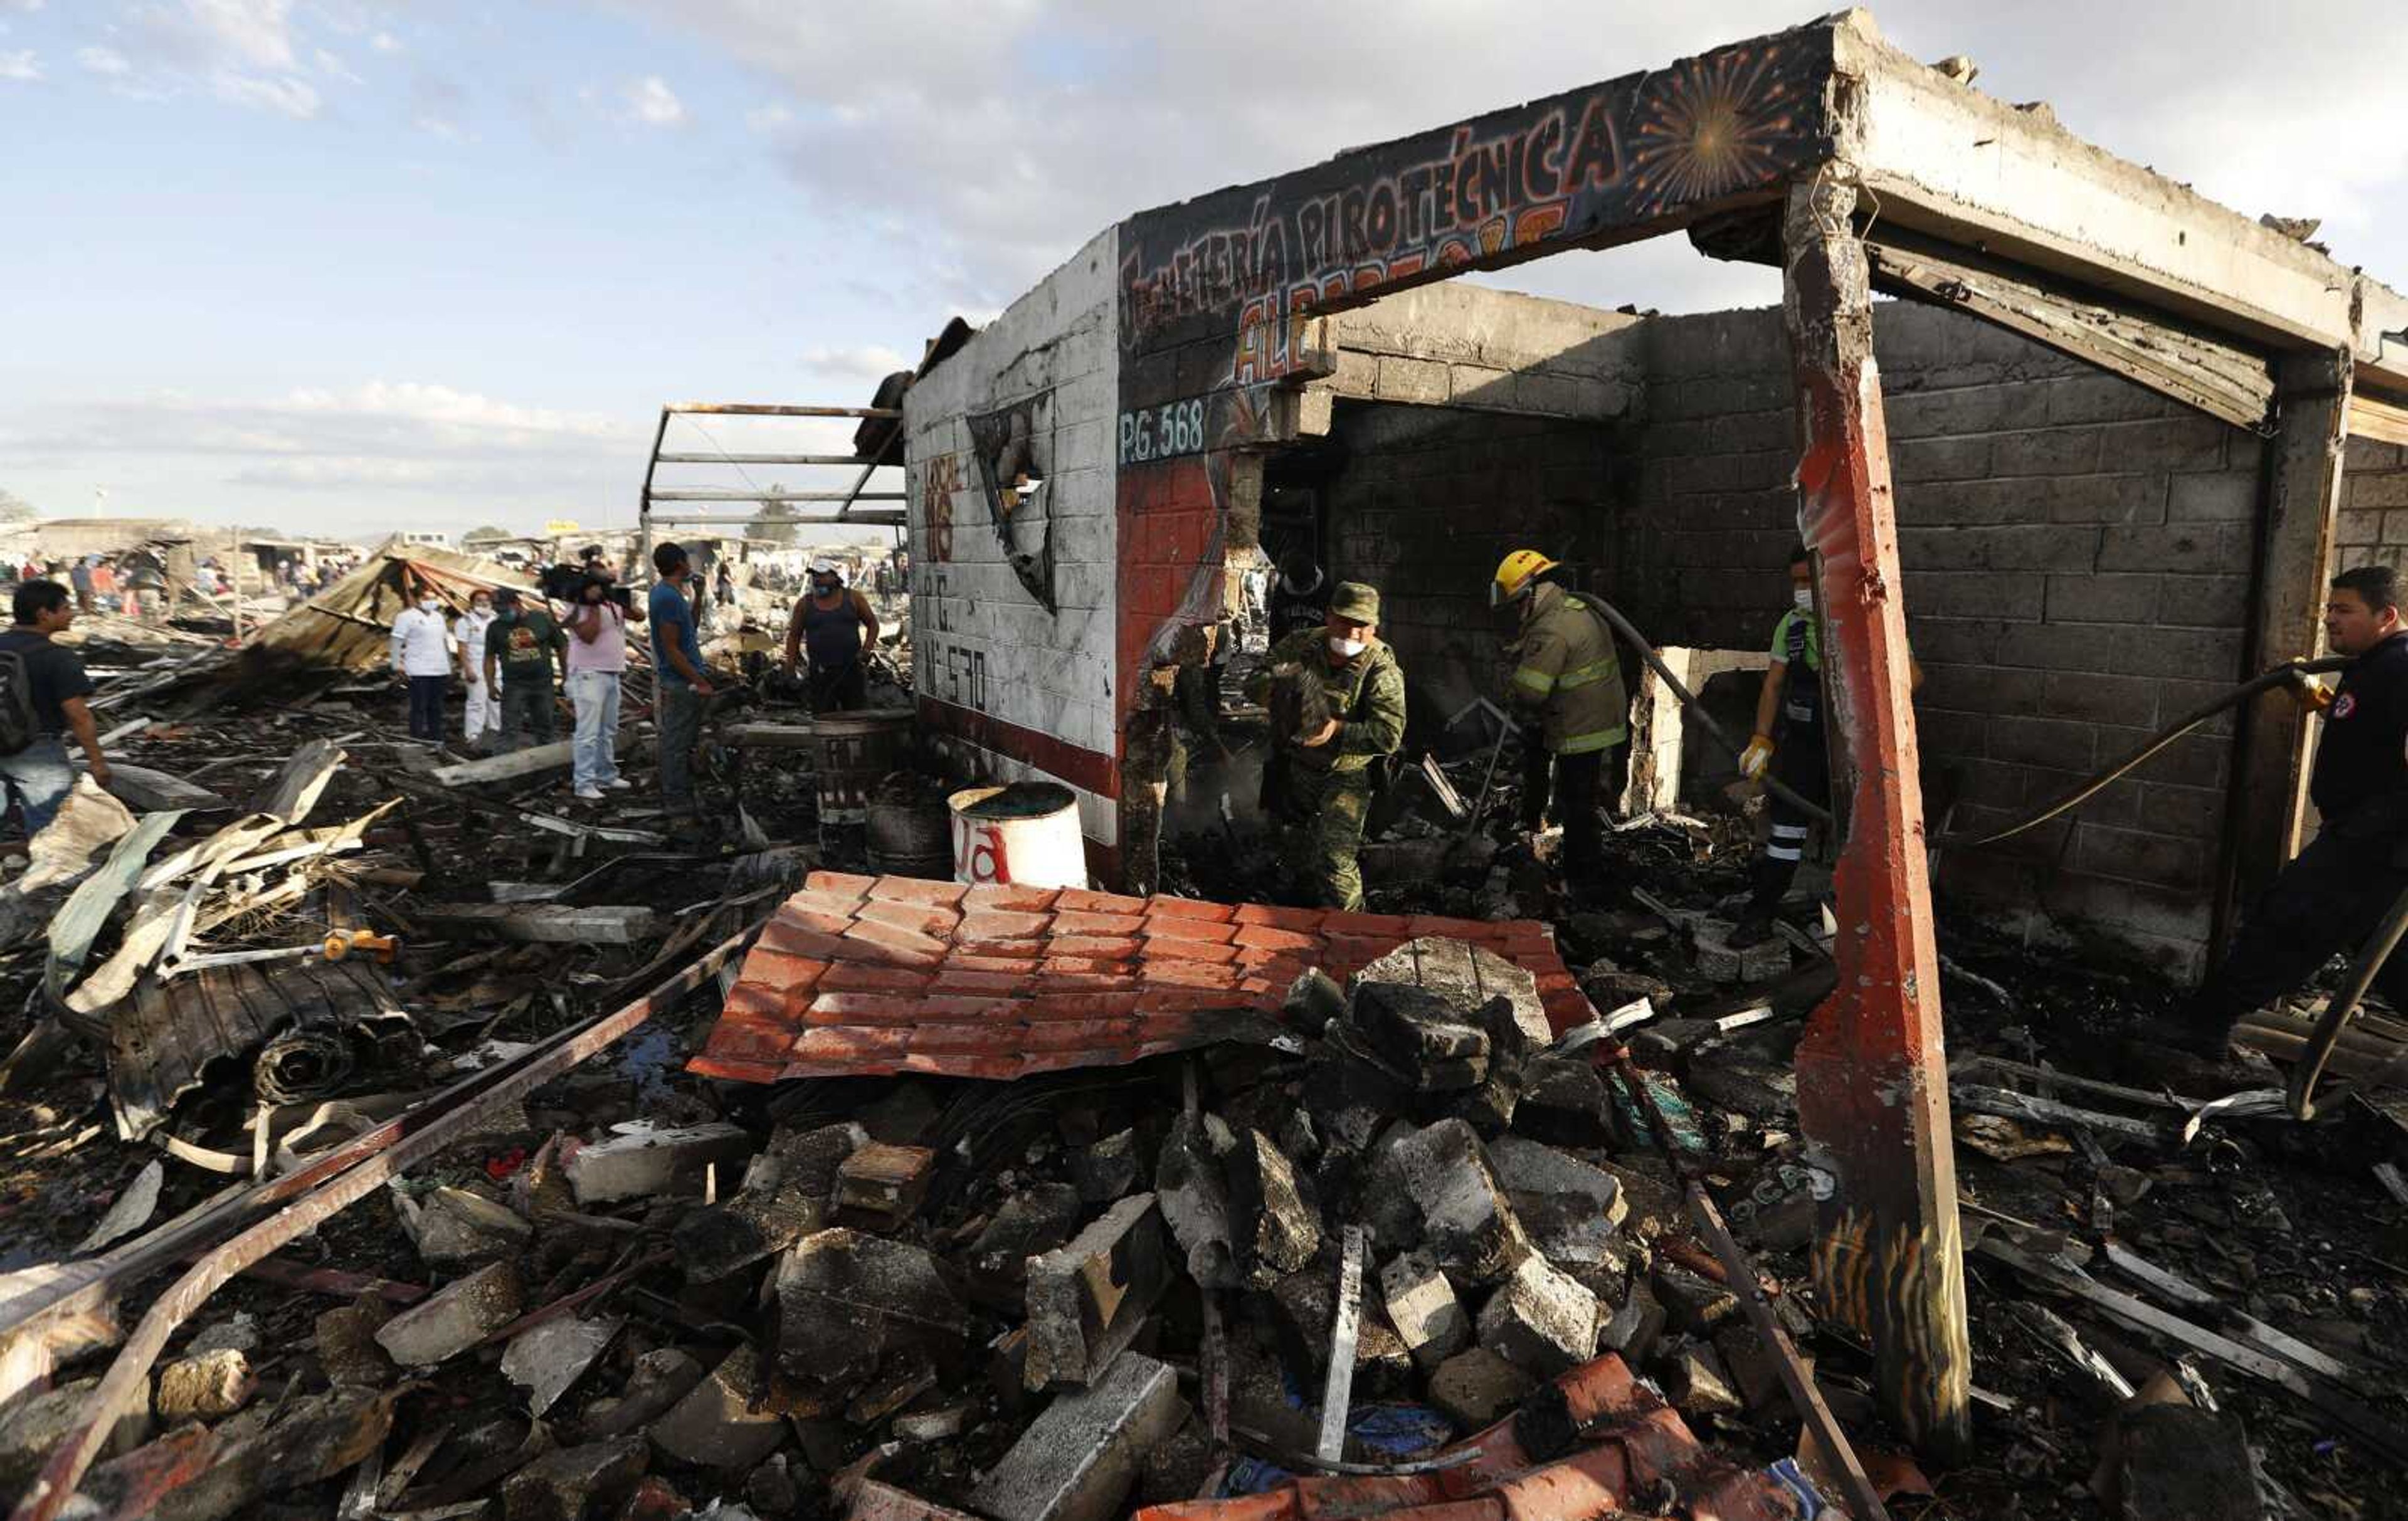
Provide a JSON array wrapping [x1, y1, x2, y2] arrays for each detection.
[[540, 562, 631, 611]]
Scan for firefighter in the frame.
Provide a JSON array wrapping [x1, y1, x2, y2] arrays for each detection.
[[1730, 545, 1827, 947], [1494, 550, 1627, 899], [2153, 564, 2408, 1060], [1244, 582, 1405, 911]]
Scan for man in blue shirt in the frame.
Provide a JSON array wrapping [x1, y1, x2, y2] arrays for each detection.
[[649, 542, 716, 818]]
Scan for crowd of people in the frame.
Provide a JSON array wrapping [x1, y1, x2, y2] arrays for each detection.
[[383, 544, 889, 811], [4, 548, 361, 623]]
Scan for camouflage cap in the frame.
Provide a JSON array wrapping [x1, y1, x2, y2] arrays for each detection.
[[1329, 581, 1380, 623]]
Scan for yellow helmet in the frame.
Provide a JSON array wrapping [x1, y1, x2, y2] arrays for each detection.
[[1492, 549, 1557, 606]]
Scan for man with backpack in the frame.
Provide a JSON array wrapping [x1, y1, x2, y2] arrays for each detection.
[[0, 579, 108, 836]]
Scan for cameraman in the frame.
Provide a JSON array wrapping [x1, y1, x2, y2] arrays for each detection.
[[565, 566, 642, 799]]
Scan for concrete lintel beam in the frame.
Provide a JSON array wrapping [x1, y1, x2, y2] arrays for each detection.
[[1835, 13, 2393, 381]]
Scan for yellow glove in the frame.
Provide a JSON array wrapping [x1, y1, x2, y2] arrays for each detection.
[[2283, 667, 2334, 712], [1740, 734, 1775, 779]]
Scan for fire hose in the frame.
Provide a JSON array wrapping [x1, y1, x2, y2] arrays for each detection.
[[1595, 588, 2392, 1115]]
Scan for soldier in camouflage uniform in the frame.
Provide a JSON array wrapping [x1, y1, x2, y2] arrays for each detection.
[[1244, 581, 1405, 911]]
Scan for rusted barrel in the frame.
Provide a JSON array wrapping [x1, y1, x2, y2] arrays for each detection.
[[813, 708, 913, 826]]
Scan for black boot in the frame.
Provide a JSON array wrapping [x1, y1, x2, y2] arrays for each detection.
[[1726, 859, 1789, 948]]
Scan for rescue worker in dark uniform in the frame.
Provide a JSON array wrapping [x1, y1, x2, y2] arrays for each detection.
[[1244, 582, 1405, 911], [781, 557, 880, 713], [1731, 545, 1829, 947], [2159, 564, 2408, 1059], [1268, 549, 1333, 644]]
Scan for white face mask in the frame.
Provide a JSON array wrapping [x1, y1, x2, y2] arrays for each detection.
[[1792, 587, 1814, 611], [472, 603, 490, 616], [1329, 635, 1367, 659], [418, 598, 439, 613]]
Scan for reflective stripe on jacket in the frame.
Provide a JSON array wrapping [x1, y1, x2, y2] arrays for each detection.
[[1508, 582, 1629, 755]]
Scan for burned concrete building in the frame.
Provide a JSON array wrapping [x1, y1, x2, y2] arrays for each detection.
[[897, 11, 2408, 986]]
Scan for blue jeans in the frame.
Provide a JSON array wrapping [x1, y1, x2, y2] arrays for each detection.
[[658, 680, 702, 811], [0, 737, 76, 836], [570, 670, 621, 789]]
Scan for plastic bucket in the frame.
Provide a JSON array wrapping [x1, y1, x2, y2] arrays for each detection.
[[813, 709, 914, 826], [866, 787, 954, 880], [948, 781, 1087, 889]]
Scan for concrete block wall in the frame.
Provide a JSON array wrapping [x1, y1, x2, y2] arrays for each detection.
[[1630, 300, 2267, 972], [1319, 401, 1622, 718], [2333, 436, 2408, 574], [904, 228, 1124, 856]]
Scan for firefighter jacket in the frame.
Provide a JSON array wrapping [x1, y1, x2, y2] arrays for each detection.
[[1508, 582, 1629, 755]]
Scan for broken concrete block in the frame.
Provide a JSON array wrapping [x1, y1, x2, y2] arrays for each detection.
[[1378, 1250, 1471, 1371], [0, 1377, 148, 1494], [1356, 935, 1552, 1045], [849, 1347, 939, 1424], [672, 1121, 865, 1282], [894, 1404, 971, 1442], [502, 1313, 622, 1417], [1226, 1129, 1321, 1287], [1353, 981, 1490, 1090], [746, 1451, 827, 1519], [1025, 1193, 1171, 1390], [616, 1476, 691, 1521], [2113, 1403, 2263, 1521], [374, 1261, 523, 1367], [1270, 1268, 1415, 1394], [1514, 1057, 1612, 1148], [1486, 1136, 1627, 1268], [1627, 1018, 1718, 1073], [313, 1302, 394, 1387], [1154, 1112, 1238, 1289], [565, 1122, 753, 1206], [649, 1344, 787, 1471], [93, 1387, 394, 1521], [1662, 1340, 1743, 1416], [1683, 1043, 1798, 1120], [1476, 1255, 1598, 1377], [1693, 920, 1788, 982], [1069, 1129, 1139, 1204], [154, 1348, 255, 1420], [968, 1181, 1084, 1310], [972, 1352, 1184, 1521], [853, 1480, 986, 1521], [835, 1140, 937, 1230], [1710, 1325, 1796, 1415], [1597, 1159, 1686, 1240], [1283, 967, 1346, 1034], [1427, 1346, 1537, 1430], [1389, 1118, 1531, 1283], [1654, 1262, 1740, 1335], [187, 1313, 261, 1356], [1598, 1282, 1667, 1368], [502, 1436, 648, 1521], [393, 1183, 533, 1271], [583, 1347, 707, 1440], [775, 1228, 968, 1389]]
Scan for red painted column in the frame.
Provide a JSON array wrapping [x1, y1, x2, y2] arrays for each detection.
[[1779, 172, 1972, 1458]]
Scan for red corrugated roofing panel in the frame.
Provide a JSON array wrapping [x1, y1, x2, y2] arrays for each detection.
[[689, 872, 1598, 1085]]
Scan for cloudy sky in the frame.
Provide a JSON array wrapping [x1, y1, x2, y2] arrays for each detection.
[[2, 1, 2402, 542]]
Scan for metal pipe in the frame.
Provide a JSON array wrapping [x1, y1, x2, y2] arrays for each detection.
[[2286, 880, 2408, 1119], [646, 490, 906, 503], [664, 403, 900, 419]]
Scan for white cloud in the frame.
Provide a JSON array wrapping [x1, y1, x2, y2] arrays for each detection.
[[803, 344, 911, 381], [369, 29, 398, 53], [212, 70, 317, 117], [744, 101, 789, 133], [76, 45, 130, 76], [620, 74, 683, 127], [0, 48, 35, 80], [184, 0, 298, 71], [414, 114, 470, 144], [312, 47, 358, 83]]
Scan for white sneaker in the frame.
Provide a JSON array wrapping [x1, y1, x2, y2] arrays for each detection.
[[574, 785, 605, 800], [605, 779, 632, 791]]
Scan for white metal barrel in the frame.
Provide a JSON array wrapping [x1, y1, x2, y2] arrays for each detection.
[[948, 781, 1086, 890]]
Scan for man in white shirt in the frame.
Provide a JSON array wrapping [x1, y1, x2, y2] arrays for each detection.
[[389, 590, 456, 744], [455, 589, 501, 750]]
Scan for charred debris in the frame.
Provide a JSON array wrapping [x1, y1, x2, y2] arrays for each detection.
[[0, 594, 2399, 1521]]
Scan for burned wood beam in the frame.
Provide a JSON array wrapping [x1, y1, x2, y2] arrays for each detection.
[[1780, 169, 1972, 1460], [1862, 229, 2276, 429], [429, 741, 574, 787]]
